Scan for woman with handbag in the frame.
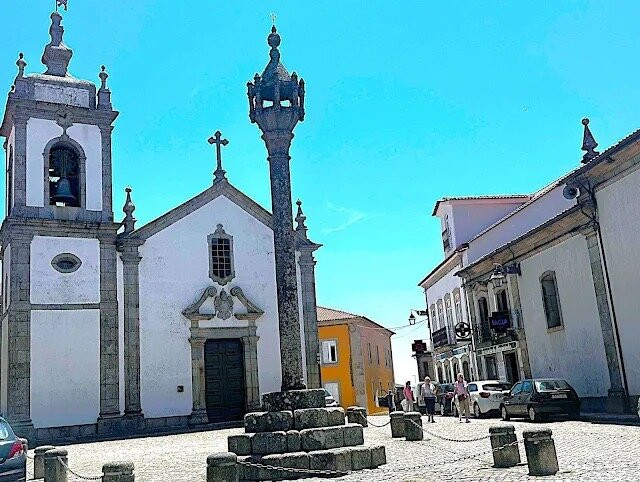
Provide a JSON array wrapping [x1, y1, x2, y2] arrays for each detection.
[[402, 381, 414, 412], [454, 373, 470, 423]]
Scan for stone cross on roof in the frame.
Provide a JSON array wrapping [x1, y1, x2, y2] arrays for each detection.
[[208, 130, 229, 183], [581, 118, 600, 164]]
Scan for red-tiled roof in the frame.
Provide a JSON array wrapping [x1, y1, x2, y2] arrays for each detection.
[[316, 306, 359, 322]]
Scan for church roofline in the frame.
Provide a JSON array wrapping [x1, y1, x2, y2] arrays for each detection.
[[123, 179, 320, 248]]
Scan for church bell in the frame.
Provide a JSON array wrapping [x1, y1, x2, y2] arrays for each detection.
[[51, 177, 76, 204]]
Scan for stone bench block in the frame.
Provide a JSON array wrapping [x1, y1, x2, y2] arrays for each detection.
[[346, 406, 368, 427], [244, 411, 293, 433], [350, 446, 373, 471], [343, 423, 364, 447], [294, 408, 329, 430], [228, 434, 253, 456], [251, 431, 288, 455], [262, 452, 310, 480], [286, 430, 301, 452], [262, 389, 326, 411], [207, 453, 238, 482], [300, 425, 345, 451], [327, 407, 346, 426], [309, 448, 352, 474], [371, 445, 387, 468], [237, 455, 261, 481], [390, 411, 405, 438]]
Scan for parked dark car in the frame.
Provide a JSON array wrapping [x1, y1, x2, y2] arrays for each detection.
[[0, 417, 26, 481], [437, 383, 456, 416], [500, 378, 580, 422]]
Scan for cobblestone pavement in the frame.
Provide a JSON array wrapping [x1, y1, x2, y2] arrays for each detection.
[[26, 415, 639, 481]]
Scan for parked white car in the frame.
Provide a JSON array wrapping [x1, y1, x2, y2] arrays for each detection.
[[465, 380, 512, 418]]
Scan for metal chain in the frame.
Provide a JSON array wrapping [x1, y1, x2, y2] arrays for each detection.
[[365, 416, 391, 428], [57, 456, 102, 481], [237, 459, 349, 476], [407, 418, 490, 443]]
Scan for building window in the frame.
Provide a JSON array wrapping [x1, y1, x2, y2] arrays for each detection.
[[430, 304, 436, 329], [454, 290, 463, 323], [324, 382, 340, 403], [437, 300, 444, 328], [368, 342, 372, 364], [540, 271, 563, 329], [485, 356, 497, 379], [51, 253, 82, 273], [495, 290, 509, 312], [463, 360, 470, 381], [376, 346, 380, 365], [208, 224, 235, 285], [49, 144, 81, 207], [442, 215, 451, 251], [321, 340, 338, 364]]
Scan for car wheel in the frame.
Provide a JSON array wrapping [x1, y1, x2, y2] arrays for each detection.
[[501, 405, 510, 421], [473, 402, 482, 419], [528, 406, 537, 422]]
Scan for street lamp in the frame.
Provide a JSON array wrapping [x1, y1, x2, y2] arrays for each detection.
[[490, 263, 521, 288], [408, 309, 428, 325]]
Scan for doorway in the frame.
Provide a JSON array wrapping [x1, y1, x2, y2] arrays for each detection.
[[204, 339, 246, 422], [504, 352, 519, 384]]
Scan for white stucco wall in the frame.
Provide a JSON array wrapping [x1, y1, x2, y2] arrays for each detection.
[[31, 309, 100, 427], [25, 118, 103, 211], [450, 201, 527, 250], [466, 186, 575, 264], [597, 163, 640, 397], [138, 195, 285, 418], [30, 236, 100, 304], [519, 235, 610, 398]]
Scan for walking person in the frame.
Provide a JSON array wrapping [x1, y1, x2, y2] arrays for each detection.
[[421, 376, 436, 423], [454, 373, 470, 423], [402, 381, 414, 412]]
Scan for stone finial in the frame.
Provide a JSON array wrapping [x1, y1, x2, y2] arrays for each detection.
[[16, 53, 26, 78], [97, 65, 113, 110], [42, 11, 73, 76], [246, 25, 306, 128], [581, 118, 600, 164], [122, 187, 136, 233], [295, 199, 308, 238]]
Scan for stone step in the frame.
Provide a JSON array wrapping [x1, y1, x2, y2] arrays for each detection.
[[228, 424, 364, 456], [238, 445, 387, 480], [262, 389, 326, 412], [244, 407, 345, 433]]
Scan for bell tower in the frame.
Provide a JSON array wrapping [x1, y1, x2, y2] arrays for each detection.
[[0, 10, 120, 438]]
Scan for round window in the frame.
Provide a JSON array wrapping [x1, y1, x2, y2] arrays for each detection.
[[51, 253, 82, 273]]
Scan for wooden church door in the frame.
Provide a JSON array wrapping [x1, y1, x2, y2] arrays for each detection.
[[204, 339, 246, 422]]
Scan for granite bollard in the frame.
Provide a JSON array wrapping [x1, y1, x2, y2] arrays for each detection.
[[34, 445, 56, 479], [102, 462, 135, 482], [523, 429, 559, 476], [346, 406, 368, 427], [44, 448, 68, 482], [390, 411, 405, 438], [489, 425, 521, 468], [403, 412, 423, 441], [207, 452, 239, 482]]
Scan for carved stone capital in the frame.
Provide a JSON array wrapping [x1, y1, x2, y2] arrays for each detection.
[[261, 130, 294, 157]]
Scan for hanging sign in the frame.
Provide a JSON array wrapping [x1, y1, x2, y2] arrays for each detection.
[[490, 311, 511, 332], [455, 322, 472, 341]]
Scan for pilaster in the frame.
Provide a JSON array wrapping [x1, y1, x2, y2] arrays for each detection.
[[10, 114, 28, 210], [298, 249, 321, 388], [241, 335, 261, 410], [99, 125, 114, 221], [98, 236, 121, 424], [188, 337, 208, 425], [119, 240, 144, 418], [583, 227, 627, 413], [6, 232, 34, 438]]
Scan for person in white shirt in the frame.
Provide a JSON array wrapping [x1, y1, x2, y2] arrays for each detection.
[[421, 377, 436, 423]]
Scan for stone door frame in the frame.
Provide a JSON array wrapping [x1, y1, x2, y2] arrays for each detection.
[[188, 323, 260, 425]]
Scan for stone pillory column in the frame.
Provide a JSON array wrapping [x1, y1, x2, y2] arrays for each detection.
[[247, 26, 307, 390]]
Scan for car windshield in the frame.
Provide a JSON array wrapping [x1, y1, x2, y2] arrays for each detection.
[[441, 384, 454, 392], [324, 389, 333, 398], [483, 382, 512, 391], [535, 380, 570, 391], [0, 421, 11, 440]]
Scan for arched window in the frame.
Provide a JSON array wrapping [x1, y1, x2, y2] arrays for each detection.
[[430, 304, 436, 329], [49, 144, 80, 207], [444, 294, 453, 327], [477, 296, 491, 341], [495, 289, 509, 312], [463, 360, 471, 381], [454, 289, 463, 323], [437, 300, 444, 327], [540, 271, 563, 329]]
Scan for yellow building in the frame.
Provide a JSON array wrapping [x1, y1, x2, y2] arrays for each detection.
[[317, 307, 395, 414]]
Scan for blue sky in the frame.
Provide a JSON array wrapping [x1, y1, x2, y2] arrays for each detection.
[[3, 1, 640, 383]]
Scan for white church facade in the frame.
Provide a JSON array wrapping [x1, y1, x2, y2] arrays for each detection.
[[0, 12, 321, 442]]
